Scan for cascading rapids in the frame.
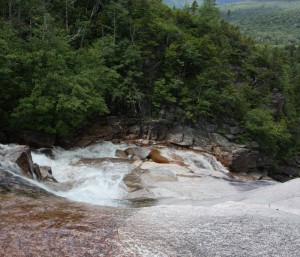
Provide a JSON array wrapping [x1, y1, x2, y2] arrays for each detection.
[[32, 141, 132, 207], [29, 141, 276, 207]]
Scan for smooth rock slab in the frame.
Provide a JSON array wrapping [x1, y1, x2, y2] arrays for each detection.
[[1, 172, 300, 256], [146, 169, 177, 182], [140, 162, 190, 175], [0, 193, 299, 257]]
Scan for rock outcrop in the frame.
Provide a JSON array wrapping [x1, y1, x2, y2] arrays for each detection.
[[71, 118, 266, 174], [124, 146, 151, 159], [272, 156, 300, 182], [149, 149, 170, 163], [0, 168, 51, 196], [49, 116, 296, 180], [0, 144, 57, 182], [1, 182, 300, 257], [1, 145, 36, 178]]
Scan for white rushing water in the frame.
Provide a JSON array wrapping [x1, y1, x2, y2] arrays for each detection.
[[32, 141, 133, 206], [29, 141, 277, 207], [2, 141, 299, 216]]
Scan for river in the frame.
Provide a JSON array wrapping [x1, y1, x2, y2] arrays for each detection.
[[1, 142, 300, 256]]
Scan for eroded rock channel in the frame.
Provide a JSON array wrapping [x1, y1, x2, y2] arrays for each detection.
[[1, 142, 300, 256]]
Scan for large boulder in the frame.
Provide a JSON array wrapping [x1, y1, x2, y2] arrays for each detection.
[[272, 158, 300, 182], [149, 149, 170, 163], [166, 125, 194, 146], [231, 150, 272, 173], [115, 149, 128, 158], [209, 134, 272, 173], [35, 165, 58, 182], [3, 145, 36, 178], [124, 147, 151, 159], [0, 145, 57, 182], [0, 169, 51, 196]]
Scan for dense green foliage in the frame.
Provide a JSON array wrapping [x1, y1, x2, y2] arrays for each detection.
[[0, 0, 299, 160], [220, 0, 300, 45]]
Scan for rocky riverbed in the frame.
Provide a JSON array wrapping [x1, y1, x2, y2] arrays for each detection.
[[1, 176, 300, 256], [1, 142, 300, 256]]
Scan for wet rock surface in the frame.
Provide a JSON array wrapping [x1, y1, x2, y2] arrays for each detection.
[[0, 169, 51, 197], [1, 145, 37, 178], [124, 146, 151, 159], [0, 145, 58, 183], [1, 142, 300, 256], [149, 149, 170, 163], [0, 184, 300, 257]]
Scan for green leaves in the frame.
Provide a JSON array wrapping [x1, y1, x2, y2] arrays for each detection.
[[243, 109, 291, 156], [11, 40, 109, 137], [0, 0, 298, 162]]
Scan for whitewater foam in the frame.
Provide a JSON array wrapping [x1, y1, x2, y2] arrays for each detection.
[[32, 141, 131, 206]]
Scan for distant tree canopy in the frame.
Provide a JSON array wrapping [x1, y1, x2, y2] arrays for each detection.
[[0, 0, 299, 160], [220, 0, 300, 45]]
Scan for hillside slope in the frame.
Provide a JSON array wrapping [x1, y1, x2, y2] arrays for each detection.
[[220, 1, 300, 45], [0, 0, 299, 176]]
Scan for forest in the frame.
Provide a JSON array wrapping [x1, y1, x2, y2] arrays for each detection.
[[0, 0, 299, 168], [220, 0, 300, 45]]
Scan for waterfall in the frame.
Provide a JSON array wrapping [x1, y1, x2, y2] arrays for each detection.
[[0, 141, 277, 207], [31, 141, 132, 206]]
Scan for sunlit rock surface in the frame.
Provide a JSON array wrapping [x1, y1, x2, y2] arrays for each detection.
[[0, 179, 300, 256], [1, 142, 300, 256]]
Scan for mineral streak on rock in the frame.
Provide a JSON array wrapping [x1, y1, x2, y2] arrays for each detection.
[[0, 187, 300, 257]]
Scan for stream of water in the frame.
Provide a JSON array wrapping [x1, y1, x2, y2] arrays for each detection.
[[27, 141, 276, 207]]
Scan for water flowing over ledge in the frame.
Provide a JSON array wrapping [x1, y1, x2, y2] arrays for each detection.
[[24, 141, 276, 207], [1, 142, 300, 256]]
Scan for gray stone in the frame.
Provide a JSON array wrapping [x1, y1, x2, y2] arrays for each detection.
[[146, 169, 177, 182], [211, 133, 231, 147], [295, 156, 300, 165], [39, 166, 58, 182], [279, 165, 300, 177], [248, 171, 263, 180], [231, 150, 273, 173], [115, 149, 128, 158], [166, 125, 195, 146], [166, 125, 184, 145], [182, 126, 195, 146], [0, 169, 51, 196], [123, 171, 143, 191], [4, 145, 35, 178], [193, 130, 211, 150], [127, 125, 141, 139], [225, 134, 235, 140], [38, 148, 55, 159], [229, 126, 240, 135], [205, 124, 218, 133], [33, 163, 42, 180], [124, 147, 151, 159]]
